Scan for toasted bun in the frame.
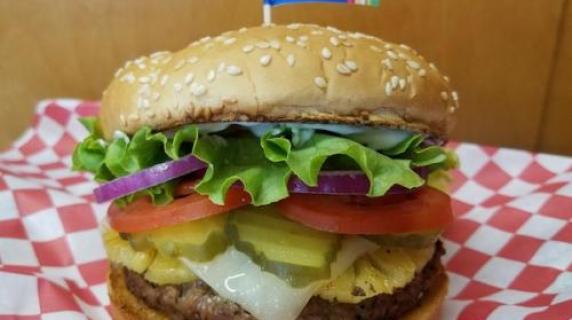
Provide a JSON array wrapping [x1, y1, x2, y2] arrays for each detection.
[[108, 265, 448, 320], [101, 24, 458, 140]]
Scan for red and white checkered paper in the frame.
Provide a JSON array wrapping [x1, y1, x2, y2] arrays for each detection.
[[1, 99, 571, 320]]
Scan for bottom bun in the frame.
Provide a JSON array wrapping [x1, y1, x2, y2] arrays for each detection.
[[108, 265, 448, 320]]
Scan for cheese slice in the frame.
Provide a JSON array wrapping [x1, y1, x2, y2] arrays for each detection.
[[180, 236, 378, 320]]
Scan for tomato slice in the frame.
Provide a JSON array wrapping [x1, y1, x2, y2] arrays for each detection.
[[277, 187, 453, 235], [108, 187, 250, 233]]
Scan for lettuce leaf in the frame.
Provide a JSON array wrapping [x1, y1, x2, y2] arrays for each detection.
[[262, 134, 424, 196], [72, 119, 457, 207], [193, 135, 291, 206]]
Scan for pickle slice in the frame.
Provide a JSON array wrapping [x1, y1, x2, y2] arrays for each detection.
[[226, 206, 340, 287], [144, 253, 197, 285], [103, 229, 155, 273], [138, 214, 229, 262], [367, 231, 440, 249]]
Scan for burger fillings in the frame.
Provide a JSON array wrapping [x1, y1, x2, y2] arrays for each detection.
[[73, 23, 459, 320]]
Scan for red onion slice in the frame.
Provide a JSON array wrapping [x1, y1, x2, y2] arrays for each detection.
[[94, 155, 207, 203], [288, 170, 426, 196], [95, 158, 427, 203]]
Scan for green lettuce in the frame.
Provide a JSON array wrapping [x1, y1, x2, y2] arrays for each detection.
[[193, 135, 291, 206], [261, 134, 424, 196], [72, 119, 457, 207]]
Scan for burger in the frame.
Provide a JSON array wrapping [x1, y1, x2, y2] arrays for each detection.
[[72, 23, 459, 320]]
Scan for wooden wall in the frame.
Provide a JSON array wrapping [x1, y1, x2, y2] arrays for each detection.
[[0, 0, 571, 155]]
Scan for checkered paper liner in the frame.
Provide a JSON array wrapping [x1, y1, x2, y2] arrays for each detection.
[[1, 100, 571, 320]]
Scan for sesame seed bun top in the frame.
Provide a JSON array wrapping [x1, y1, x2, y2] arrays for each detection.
[[100, 23, 459, 140]]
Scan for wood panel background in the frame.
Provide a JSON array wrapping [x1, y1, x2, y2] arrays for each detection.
[[0, 0, 571, 155]]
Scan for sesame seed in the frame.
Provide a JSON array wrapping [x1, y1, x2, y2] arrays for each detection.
[[224, 37, 236, 45], [441, 91, 449, 101], [138, 76, 150, 84], [184, 73, 194, 85], [270, 40, 281, 50], [342, 41, 353, 47], [381, 59, 393, 70], [311, 30, 323, 35], [406, 60, 420, 70], [384, 44, 392, 50], [338, 34, 347, 40], [399, 78, 407, 90], [256, 42, 270, 49], [321, 47, 332, 60], [443, 75, 450, 83], [191, 83, 207, 96], [135, 57, 145, 64], [418, 69, 427, 77], [391, 76, 400, 89], [259, 54, 272, 66], [114, 68, 123, 78], [239, 27, 248, 33], [329, 37, 340, 47], [199, 36, 211, 43], [207, 70, 216, 82], [299, 35, 309, 42], [327, 26, 341, 34], [188, 56, 199, 64], [452, 91, 459, 101], [344, 60, 358, 72], [226, 65, 243, 75], [174, 83, 183, 92], [370, 45, 382, 53], [174, 60, 185, 70], [448, 106, 456, 113], [429, 63, 437, 70], [123, 73, 135, 83], [296, 40, 307, 48], [314, 76, 327, 89], [242, 45, 254, 53], [152, 92, 161, 101], [286, 36, 295, 43], [150, 51, 168, 59], [336, 63, 352, 75], [137, 63, 146, 70], [160, 75, 169, 86], [398, 52, 409, 60], [385, 82, 393, 96], [287, 54, 296, 67], [287, 23, 301, 30], [386, 50, 398, 60], [218, 63, 226, 72], [400, 44, 411, 50]]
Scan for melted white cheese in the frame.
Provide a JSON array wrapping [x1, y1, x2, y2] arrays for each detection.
[[180, 237, 378, 320]]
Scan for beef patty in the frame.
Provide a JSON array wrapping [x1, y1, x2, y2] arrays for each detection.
[[122, 241, 444, 320]]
